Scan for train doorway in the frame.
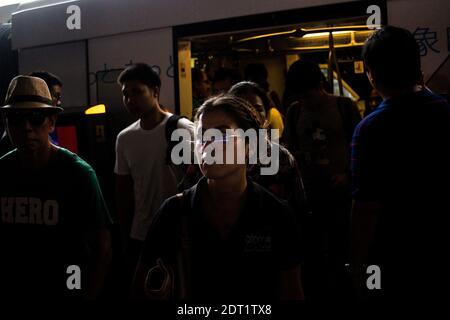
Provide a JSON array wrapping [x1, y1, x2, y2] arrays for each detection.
[[174, 0, 387, 119]]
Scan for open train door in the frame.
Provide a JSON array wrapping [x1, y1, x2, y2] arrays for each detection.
[[174, 0, 387, 118]]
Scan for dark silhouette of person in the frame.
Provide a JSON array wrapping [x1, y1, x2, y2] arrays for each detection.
[[350, 26, 450, 301]]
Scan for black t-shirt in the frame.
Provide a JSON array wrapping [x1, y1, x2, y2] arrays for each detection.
[[0, 148, 111, 300], [141, 177, 302, 301]]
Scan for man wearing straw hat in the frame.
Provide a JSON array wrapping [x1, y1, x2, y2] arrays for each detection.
[[0, 75, 112, 301], [0, 71, 63, 157]]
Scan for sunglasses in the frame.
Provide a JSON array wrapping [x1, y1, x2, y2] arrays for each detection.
[[5, 110, 51, 127], [195, 133, 241, 145]]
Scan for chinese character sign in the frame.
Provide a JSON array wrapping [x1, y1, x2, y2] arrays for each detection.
[[413, 27, 440, 56]]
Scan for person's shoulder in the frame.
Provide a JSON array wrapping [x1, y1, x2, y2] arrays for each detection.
[[162, 183, 196, 212], [0, 149, 16, 161], [423, 90, 450, 110], [288, 100, 301, 109], [162, 113, 194, 138], [117, 120, 140, 140], [251, 180, 291, 212], [55, 147, 95, 176], [353, 102, 387, 137], [0, 149, 17, 168], [163, 112, 192, 127], [159, 193, 184, 212], [270, 142, 296, 169], [149, 187, 195, 235], [278, 143, 295, 163], [250, 182, 298, 233], [177, 116, 194, 131]]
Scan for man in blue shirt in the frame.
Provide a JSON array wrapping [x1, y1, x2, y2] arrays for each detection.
[[350, 26, 450, 300]]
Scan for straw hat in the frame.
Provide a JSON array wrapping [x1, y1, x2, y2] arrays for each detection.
[[1, 75, 63, 112]]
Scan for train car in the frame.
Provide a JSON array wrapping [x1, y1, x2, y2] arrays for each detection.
[[2, 0, 446, 111]]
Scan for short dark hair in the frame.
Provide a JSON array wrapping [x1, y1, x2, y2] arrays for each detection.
[[244, 63, 269, 92], [194, 94, 263, 131], [228, 81, 270, 114], [29, 71, 62, 88], [117, 63, 161, 89], [285, 60, 323, 94], [212, 68, 241, 84], [362, 26, 421, 88]]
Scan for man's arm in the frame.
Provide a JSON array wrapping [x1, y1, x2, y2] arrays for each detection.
[[77, 165, 113, 301], [130, 256, 149, 300], [350, 199, 381, 299], [130, 199, 175, 300], [86, 227, 112, 301], [116, 174, 134, 253]]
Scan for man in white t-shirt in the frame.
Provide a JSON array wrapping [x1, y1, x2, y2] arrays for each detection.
[[114, 63, 194, 289]]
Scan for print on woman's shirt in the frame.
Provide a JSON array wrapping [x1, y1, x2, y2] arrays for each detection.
[[244, 233, 272, 252]]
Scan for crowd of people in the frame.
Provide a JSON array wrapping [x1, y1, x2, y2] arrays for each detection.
[[0, 25, 449, 303]]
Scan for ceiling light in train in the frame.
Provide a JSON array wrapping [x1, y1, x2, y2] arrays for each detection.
[[304, 25, 381, 33], [302, 30, 351, 38], [85, 104, 106, 115], [290, 42, 365, 51], [235, 24, 379, 43], [236, 29, 297, 42]]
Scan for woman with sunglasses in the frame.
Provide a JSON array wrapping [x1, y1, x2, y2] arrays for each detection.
[[133, 94, 304, 301]]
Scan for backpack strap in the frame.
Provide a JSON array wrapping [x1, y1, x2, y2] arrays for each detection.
[[165, 114, 182, 142], [174, 191, 192, 299], [165, 114, 187, 164]]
